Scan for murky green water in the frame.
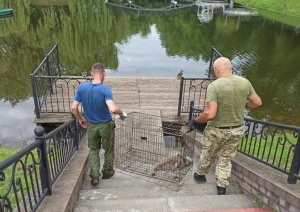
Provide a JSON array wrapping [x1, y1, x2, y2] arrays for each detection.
[[1, 0, 300, 146]]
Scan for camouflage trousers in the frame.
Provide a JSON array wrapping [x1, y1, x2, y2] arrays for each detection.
[[87, 122, 115, 178], [196, 126, 244, 187]]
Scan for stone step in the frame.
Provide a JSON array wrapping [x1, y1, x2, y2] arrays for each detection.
[[75, 166, 255, 212], [80, 170, 243, 198], [81, 168, 241, 192], [73, 193, 261, 212], [196, 209, 272, 212]]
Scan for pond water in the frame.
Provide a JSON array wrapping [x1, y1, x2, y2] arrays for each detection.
[[1, 0, 300, 147]]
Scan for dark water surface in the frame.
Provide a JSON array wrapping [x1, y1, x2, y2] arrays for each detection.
[[1, 0, 300, 146]]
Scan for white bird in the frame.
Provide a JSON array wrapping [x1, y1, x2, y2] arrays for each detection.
[[177, 70, 183, 79]]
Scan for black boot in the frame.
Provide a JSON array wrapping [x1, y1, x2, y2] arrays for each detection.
[[194, 172, 207, 183], [217, 185, 226, 195]]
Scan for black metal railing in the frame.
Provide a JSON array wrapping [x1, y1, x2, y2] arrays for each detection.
[[106, 1, 195, 12], [177, 46, 242, 117], [32, 76, 91, 115], [177, 77, 213, 117], [0, 117, 86, 212], [188, 101, 300, 183], [242, 118, 300, 183], [30, 43, 61, 118]]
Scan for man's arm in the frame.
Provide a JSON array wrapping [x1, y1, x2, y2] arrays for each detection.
[[246, 93, 262, 109], [194, 101, 218, 123], [186, 101, 217, 133], [106, 100, 123, 115], [71, 100, 87, 128]]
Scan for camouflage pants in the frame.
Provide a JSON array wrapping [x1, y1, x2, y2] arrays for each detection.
[[196, 126, 244, 187], [87, 122, 115, 177]]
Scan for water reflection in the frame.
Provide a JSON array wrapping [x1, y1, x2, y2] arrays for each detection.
[[108, 25, 208, 78], [107, 0, 194, 11], [0, 98, 36, 147], [195, 0, 258, 24], [0, 0, 300, 146]]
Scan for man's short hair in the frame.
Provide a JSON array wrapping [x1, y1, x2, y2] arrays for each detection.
[[91, 63, 105, 73]]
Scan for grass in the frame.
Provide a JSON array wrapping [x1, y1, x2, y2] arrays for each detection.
[[235, 0, 300, 26], [0, 147, 20, 163], [0, 141, 72, 210], [253, 194, 263, 207], [239, 132, 297, 171], [0, 147, 40, 210], [30, 0, 68, 6]]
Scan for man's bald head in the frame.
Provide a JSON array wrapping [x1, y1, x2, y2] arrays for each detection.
[[213, 57, 232, 78]]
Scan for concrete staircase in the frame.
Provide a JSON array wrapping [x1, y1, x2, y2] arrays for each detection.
[[73, 153, 271, 212]]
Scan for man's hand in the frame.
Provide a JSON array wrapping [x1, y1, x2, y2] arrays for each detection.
[[119, 112, 127, 120], [79, 118, 87, 128], [186, 119, 207, 133], [186, 119, 197, 133]]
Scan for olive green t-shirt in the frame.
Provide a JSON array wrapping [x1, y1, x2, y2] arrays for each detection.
[[206, 75, 256, 127]]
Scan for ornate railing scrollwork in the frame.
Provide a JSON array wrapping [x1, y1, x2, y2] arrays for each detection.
[[0, 117, 86, 211]]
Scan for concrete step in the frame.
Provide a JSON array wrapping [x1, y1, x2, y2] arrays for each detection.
[[74, 167, 263, 211], [81, 168, 242, 192], [73, 193, 261, 212], [80, 170, 243, 199]]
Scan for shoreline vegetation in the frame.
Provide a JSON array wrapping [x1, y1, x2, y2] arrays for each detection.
[[235, 0, 300, 27]]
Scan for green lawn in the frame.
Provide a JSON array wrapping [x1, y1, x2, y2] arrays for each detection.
[[235, 0, 300, 18], [0, 147, 20, 163], [0, 147, 39, 210], [239, 132, 296, 171]]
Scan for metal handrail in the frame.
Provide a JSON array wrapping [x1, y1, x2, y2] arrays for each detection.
[[0, 117, 87, 212], [30, 43, 61, 118], [106, 1, 195, 12], [177, 46, 244, 117], [31, 76, 91, 116], [177, 77, 213, 117]]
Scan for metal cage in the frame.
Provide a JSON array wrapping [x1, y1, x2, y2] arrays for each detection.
[[114, 112, 196, 190]]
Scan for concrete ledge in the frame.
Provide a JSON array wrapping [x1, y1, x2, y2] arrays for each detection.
[[194, 137, 300, 212], [231, 153, 300, 212], [37, 139, 89, 212]]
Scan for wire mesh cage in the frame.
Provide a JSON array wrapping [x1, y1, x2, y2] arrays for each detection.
[[114, 112, 196, 191]]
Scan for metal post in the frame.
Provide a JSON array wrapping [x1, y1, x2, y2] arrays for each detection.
[[208, 46, 215, 78], [45, 56, 53, 94], [288, 134, 300, 184], [71, 114, 79, 150], [35, 126, 52, 195], [188, 100, 194, 121], [30, 74, 40, 118], [55, 43, 61, 76], [177, 77, 184, 117]]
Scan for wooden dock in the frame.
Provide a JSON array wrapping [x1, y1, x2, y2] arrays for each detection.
[[34, 77, 190, 124]]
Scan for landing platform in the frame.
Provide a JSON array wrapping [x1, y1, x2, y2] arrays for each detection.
[[34, 77, 192, 124]]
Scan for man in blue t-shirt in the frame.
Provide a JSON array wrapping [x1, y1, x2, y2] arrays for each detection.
[[71, 63, 126, 186]]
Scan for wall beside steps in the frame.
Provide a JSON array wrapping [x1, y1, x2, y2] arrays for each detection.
[[194, 133, 300, 212]]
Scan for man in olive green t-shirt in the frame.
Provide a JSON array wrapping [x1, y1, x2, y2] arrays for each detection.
[[190, 57, 262, 195]]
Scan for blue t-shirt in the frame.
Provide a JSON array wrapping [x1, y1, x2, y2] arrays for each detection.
[[74, 82, 113, 123]]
